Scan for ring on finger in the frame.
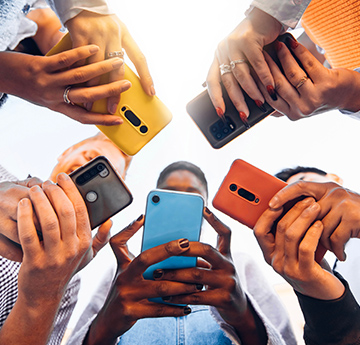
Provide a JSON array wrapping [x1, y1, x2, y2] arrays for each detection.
[[63, 86, 74, 105], [219, 64, 232, 76], [295, 76, 309, 89], [230, 59, 247, 69], [106, 50, 125, 59]]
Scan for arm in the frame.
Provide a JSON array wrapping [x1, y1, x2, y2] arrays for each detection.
[[0, 174, 92, 344]]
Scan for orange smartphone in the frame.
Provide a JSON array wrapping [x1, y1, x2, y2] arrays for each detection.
[[212, 159, 326, 262]]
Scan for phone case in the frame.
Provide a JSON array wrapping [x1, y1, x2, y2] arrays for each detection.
[[46, 34, 173, 156], [186, 33, 298, 149], [69, 156, 133, 229], [142, 189, 204, 279], [212, 159, 326, 262]]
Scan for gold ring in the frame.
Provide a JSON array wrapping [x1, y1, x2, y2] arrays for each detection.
[[295, 76, 309, 89]]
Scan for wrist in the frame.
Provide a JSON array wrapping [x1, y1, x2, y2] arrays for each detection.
[[336, 69, 360, 112], [84, 312, 119, 345]]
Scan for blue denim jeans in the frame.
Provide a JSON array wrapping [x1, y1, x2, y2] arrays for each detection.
[[117, 305, 233, 345]]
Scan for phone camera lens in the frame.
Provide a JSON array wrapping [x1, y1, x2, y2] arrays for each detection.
[[238, 188, 255, 202], [97, 164, 105, 171], [229, 184, 237, 192], [152, 195, 160, 204], [255, 198, 260, 203], [140, 125, 148, 133], [121, 106, 126, 112]]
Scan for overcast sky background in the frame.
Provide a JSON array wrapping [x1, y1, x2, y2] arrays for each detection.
[[1, 0, 360, 330]]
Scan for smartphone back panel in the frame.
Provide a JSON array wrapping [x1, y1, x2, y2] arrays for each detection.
[[69, 156, 133, 229], [142, 190, 204, 280], [47, 34, 172, 156]]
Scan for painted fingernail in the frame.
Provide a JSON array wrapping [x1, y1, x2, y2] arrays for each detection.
[[162, 296, 172, 302], [89, 46, 100, 54], [196, 284, 203, 291], [137, 214, 144, 222], [239, 112, 250, 129], [274, 40, 282, 52], [204, 207, 212, 215], [153, 269, 164, 279], [255, 100, 267, 112], [179, 238, 189, 248], [184, 306, 192, 315], [216, 107, 226, 123], [112, 58, 123, 68], [287, 36, 299, 49], [266, 85, 277, 101], [150, 85, 156, 96]]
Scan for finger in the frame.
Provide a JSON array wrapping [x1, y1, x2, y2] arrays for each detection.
[[122, 27, 155, 96], [92, 219, 112, 257], [17, 198, 42, 258], [66, 80, 131, 105], [203, 207, 231, 255], [206, 55, 226, 116], [42, 180, 76, 241], [130, 302, 192, 319], [269, 181, 329, 209], [216, 49, 249, 116], [197, 258, 211, 269], [328, 222, 350, 261], [253, 207, 283, 264], [29, 185, 61, 248], [56, 173, 91, 244], [168, 289, 222, 307], [275, 41, 312, 94], [110, 215, 144, 264], [16, 177, 43, 188], [45, 45, 100, 72], [298, 220, 323, 270], [130, 238, 190, 277], [59, 58, 124, 86], [0, 233, 23, 262]]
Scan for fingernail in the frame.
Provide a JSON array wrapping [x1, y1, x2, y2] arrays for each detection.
[[343, 252, 347, 261], [313, 220, 322, 228], [239, 112, 250, 129], [204, 207, 212, 215], [255, 100, 267, 112], [112, 58, 123, 68], [216, 107, 226, 124], [287, 36, 299, 49], [179, 238, 189, 248], [110, 103, 118, 114], [162, 296, 172, 302], [19, 198, 30, 207], [57, 173, 70, 181], [153, 269, 164, 279], [89, 46, 100, 54], [274, 40, 282, 52], [269, 196, 278, 208], [309, 202, 319, 211], [184, 306, 192, 315], [267, 85, 277, 101], [196, 284, 203, 291], [42, 180, 55, 187], [30, 185, 41, 192], [137, 214, 144, 222], [113, 117, 123, 125], [150, 85, 156, 96], [85, 102, 92, 111]]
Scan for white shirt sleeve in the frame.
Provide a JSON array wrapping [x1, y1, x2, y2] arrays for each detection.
[[247, 0, 312, 29]]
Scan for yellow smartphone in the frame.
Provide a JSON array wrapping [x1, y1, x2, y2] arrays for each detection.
[[47, 34, 172, 156]]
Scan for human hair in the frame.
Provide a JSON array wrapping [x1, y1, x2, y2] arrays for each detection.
[[156, 161, 208, 197], [275, 166, 327, 182]]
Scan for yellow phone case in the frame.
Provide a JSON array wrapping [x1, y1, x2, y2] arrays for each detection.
[[47, 34, 172, 156]]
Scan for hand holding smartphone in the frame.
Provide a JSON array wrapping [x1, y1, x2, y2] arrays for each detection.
[[212, 159, 326, 263], [69, 156, 133, 229]]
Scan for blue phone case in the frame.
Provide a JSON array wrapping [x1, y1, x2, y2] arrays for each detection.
[[142, 190, 204, 304]]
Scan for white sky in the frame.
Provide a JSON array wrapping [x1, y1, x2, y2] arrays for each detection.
[[1, 0, 360, 330]]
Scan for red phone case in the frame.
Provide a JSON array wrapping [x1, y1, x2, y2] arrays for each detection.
[[212, 159, 326, 262]]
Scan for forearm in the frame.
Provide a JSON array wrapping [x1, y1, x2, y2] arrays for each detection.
[[0, 295, 62, 345]]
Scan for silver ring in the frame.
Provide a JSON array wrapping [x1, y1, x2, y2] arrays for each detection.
[[219, 64, 232, 76], [63, 86, 74, 105], [230, 59, 248, 69], [295, 76, 309, 89], [106, 50, 125, 59]]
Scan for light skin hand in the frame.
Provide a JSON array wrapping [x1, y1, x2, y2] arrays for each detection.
[[0, 174, 92, 345], [254, 198, 345, 300], [0, 47, 131, 125], [206, 7, 282, 117], [256, 37, 360, 120], [66, 12, 155, 114], [153, 208, 268, 345], [268, 181, 360, 261], [84, 216, 195, 345]]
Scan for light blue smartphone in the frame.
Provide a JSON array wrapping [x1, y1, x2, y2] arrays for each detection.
[[141, 189, 204, 286]]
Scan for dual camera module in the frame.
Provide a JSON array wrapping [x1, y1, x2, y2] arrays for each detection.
[[76, 163, 109, 186], [229, 184, 259, 203], [121, 106, 148, 134]]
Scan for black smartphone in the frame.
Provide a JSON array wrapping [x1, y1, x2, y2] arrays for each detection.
[[186, 33, 298, 149], [69, 156, 133, 229]]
